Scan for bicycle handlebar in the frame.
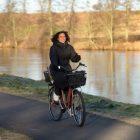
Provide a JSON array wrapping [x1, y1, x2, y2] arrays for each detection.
[[59, 62, 87, 72]]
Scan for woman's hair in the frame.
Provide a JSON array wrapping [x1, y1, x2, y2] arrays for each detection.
[[51, 31, 70, 43]]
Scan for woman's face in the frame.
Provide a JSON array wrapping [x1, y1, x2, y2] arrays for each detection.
[[58, 33, 66, 43]]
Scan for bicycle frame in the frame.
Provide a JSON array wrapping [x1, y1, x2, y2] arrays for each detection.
[[49, 63, 86, 109], [47, 62, 87, 126], [61, 87, 73, 109], [66, 88, 73, 108]]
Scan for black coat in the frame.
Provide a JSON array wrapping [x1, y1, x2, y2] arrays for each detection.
[[49, 41, 81, 72], [49, 41, 81, 90]]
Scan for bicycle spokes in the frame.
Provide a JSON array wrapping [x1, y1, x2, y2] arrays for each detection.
[[72, 90, 86, 127], [49, 90, 63, 121], [49, 88, 86, 126]]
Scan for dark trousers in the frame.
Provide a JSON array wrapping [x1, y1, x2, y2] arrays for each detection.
[[51, 70, 69, 95]]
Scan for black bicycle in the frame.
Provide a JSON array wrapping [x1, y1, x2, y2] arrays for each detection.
[[44, 62, 87, 127]]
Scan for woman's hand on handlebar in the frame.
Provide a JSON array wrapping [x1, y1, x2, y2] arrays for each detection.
[[57, 65, 69, 72], [57, 62, 87, 72], [79, 62, 87, 67]]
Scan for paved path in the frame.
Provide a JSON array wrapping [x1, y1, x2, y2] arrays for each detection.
[[0, 92, 139, 140]]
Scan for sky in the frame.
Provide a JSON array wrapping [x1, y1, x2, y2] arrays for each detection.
[[0, 0, 140, 13]]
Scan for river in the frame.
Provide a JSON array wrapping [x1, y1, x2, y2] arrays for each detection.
[[0, 48, 140, 104]]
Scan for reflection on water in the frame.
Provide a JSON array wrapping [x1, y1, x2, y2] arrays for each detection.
[[0, 48, 140, 104]]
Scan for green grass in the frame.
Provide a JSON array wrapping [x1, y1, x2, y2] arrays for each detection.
[[0, 127, 32, 140], [0, 73, 140, 119], [84, 94, 140, 118], [0, 73, 50, 102], [0, 73, 48, 94]]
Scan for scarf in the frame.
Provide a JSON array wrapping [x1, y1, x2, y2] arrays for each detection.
[[54, 41, 68, 48]]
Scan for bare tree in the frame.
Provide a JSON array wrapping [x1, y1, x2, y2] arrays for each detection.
[[93, 0, 120, 47], [38, 0, 48, 13], [59, 0, 70, 30], [124, 0, 131, 42], [22, 0, 27, 13], [47, 0, 53, 36], [5, 0, 17, 47], [6, 0, 16, 13], [53, 0, 76, 42], [86, 0, 98, 48], [68, 0, 75, 32], [38, 0, 53, 37], [68, 0, 76, 43]]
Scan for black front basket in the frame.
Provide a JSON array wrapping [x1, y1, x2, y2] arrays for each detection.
[[67, 70, 86, 88]]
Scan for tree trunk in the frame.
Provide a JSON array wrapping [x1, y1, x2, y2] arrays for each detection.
[[110, 10, 114, 48], [48, 0, 53, 37], [68, 0, 75, 43], [125, 0, 131, 42], [12, 16, 17, 48]]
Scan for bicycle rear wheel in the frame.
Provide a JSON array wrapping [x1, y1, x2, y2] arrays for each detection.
[[49, 87, 63, 121], [72, 89, 86, 127]]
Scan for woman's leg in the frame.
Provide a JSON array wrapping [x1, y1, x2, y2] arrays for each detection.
[[51, 71, 68, 95], [54, 85, 62, 96]]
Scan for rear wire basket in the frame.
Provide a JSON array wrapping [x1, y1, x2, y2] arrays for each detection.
[[44, 67, 53, 85], [44, 71, 51, 83]]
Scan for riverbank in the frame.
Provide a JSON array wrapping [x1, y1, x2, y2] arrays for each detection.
[[0, 73, 139, 125], [74, 41, 140, 51], [1, 41, 140, 51]]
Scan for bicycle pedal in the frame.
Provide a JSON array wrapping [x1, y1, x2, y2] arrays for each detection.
[[59, 100, 66, 109], [68, 108, 74, 116], [61, 108, 66, 113]]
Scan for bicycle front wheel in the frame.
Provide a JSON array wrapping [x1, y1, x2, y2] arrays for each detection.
[[72, 89, 86, 127], [49, 87, 63, 121]]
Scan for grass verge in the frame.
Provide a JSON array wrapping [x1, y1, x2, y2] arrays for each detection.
[[0, 127, 31, 140]]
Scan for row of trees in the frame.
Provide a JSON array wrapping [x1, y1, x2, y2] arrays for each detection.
[[0, 0, 77, 47], [92, 0, 132, 47], [0, 0, 140, 48]]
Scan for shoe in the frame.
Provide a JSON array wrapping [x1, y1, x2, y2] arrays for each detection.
[[61, 108, 66, 113], [67, 108, 73, 116], [59, 97, 66, 113], [53, 92, 59, 102], [73, 89, 79, 94]]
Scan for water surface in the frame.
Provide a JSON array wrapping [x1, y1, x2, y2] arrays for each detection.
[[0, 48, 140, 104]]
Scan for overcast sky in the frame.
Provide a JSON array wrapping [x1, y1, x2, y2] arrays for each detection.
[[0, 0, 140, 13]]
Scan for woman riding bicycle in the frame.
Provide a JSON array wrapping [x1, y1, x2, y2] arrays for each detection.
[[49, 31, 81, 98]]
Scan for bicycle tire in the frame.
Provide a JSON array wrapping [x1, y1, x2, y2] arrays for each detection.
[[49, 87, 63, 121], [72, 89, 86, 127]]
